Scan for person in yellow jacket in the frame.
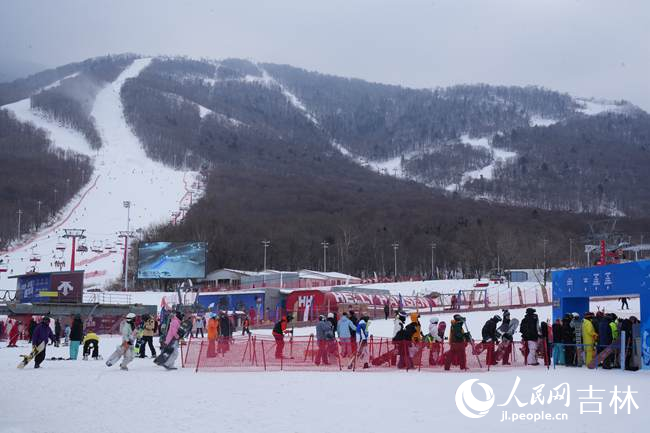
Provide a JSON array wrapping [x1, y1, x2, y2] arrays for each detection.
[[582, 313, 598, 365], [408, 313, 422, 343], [82, 330, 100, 360]]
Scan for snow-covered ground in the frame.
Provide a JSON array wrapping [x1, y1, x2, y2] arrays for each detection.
[[575, 97, 634, 116], [2, 295, 647, 433], [0, 58, 203, 289]]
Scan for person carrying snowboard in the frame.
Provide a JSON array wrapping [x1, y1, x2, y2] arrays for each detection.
[[569, 313, 583, 366], [157, 311, 183, 370], [427, 317, 443, 365], [30, 316, 56, 368], [106, 313, 136, 371], [217, 312, 232, 354]]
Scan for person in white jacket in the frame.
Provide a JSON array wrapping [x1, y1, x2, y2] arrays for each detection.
[[106, 313, 136, 370], [393, 311, 406, 338]]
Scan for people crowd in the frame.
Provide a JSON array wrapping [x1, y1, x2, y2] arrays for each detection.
[[2, 304, 641, 372]]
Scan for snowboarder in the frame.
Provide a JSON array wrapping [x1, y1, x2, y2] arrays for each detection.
[[156, 311, 183, 370], [520, 308, 540, 365], [69, 314, 84, 360], [393, 311, 406, 338], [63, 323, 71, 346], [241, 315, 251, 336], [383, 303, 390, 320], [139, 314, 156, 358], [272, 314, 293, 359], [315, 315, 333, 366], [106, 313, 136, 371], [598, 314, 613, 368], [561, 314, 575, 366], [82, 330, 100, 360], [349, 310, 359, 354], [30, 316, 56, 368]]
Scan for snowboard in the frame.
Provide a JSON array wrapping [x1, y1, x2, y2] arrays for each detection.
[[153, 318, 193, 366], [134, 327, 145, 356], [588, 338, 620, 369], [494, 319, 519, 362], [17, 342, 45, 369]]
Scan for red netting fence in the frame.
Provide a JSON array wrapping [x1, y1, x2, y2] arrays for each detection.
[[181, 335, 550, 372]]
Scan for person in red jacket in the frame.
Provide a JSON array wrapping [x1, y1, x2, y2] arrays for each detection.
[[272, 314, 293, 359], [8, 319, 19, 347]]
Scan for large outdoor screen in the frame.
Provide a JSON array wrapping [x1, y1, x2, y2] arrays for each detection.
[[137, 242, 206, 279]]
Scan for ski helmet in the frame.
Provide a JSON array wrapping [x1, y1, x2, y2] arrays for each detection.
[[572, 312, 580, 318], [125, 313, 136, 320], [493, 315, 502, 322], [327, 312, 334, 319], [429, 317, 439, 324]]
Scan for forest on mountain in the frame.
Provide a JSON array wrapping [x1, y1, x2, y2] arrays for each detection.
[[463, 112, 650, 216], [0, 110, 92, 248]]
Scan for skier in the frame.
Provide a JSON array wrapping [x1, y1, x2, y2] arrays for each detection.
[[355, 315, 371, 369], [444, 314, 470, 370], [337, 312, 356, 357], [480, 315, 501, 365], [620, 297, 630, 310], [30, 316, 56, 368], [106, 313, 137, 371], [520, 308, 540, 365], [207, 313, 218, 358], [315, 315, 333, 366], [69, 314, 84, 360], [139, 314, 157, 358], [272, 314, 293, 359], [82, 330, 100, 360]]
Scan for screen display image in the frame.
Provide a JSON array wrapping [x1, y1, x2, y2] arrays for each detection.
[[137, 242, 206, 279]]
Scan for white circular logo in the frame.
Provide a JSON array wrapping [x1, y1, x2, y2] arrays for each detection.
[[455, 379, 495, 418]]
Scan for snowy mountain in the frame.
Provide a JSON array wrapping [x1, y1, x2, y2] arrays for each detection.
[[0, 57, 203, 288], [1, 55, 650, 283]]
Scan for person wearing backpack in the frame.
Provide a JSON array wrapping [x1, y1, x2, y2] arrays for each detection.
[[520, 308, 540, 365]]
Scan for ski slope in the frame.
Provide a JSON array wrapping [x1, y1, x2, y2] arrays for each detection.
[[0, 58, 203, 289]]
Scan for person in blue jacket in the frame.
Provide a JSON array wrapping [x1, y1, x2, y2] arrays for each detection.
[[337, 312, 356, 357], [31, 316, 56, 368]]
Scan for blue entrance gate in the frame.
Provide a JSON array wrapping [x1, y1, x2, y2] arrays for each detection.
[[552, 260, 650, 369]]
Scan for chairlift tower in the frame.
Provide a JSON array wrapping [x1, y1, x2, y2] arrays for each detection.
[[62, 229, 86, 272]]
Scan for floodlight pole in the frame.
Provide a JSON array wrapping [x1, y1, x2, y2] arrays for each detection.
[[430, 242, 436, 279], [123, 201, 131, 290], [17, 209, 23, 239], [391, 242, 399, 281], [321, 241, 329, 272]]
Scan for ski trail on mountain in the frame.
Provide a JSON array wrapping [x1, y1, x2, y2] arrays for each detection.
[[0, 58, 202, 288]]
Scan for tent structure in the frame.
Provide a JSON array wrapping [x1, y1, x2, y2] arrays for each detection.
[[552, 260, 650, 369]]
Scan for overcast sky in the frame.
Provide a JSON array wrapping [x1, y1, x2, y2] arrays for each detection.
[[2, 0, 649, 110]]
